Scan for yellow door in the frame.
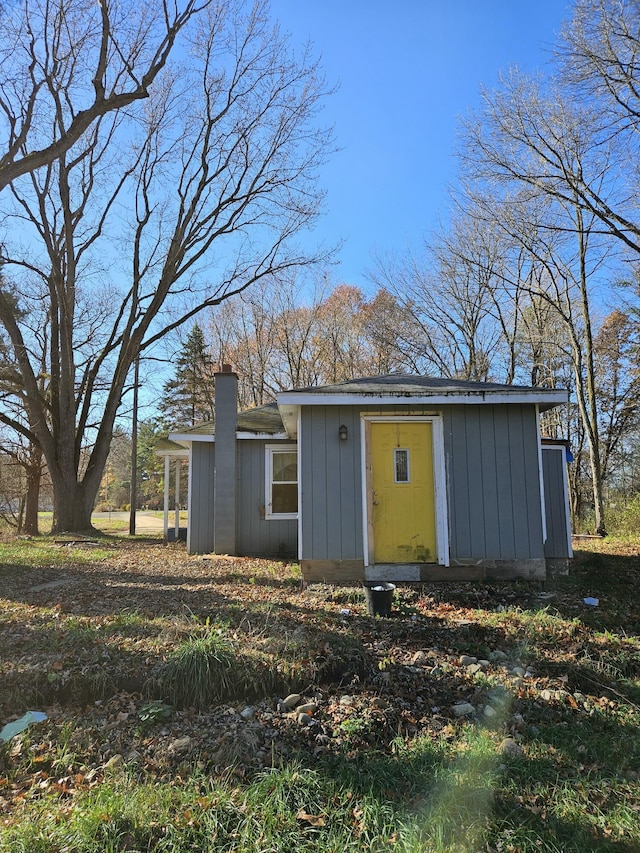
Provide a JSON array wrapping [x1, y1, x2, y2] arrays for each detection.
[[371, 421, 436, 563]]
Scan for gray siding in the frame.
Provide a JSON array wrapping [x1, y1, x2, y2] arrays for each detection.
[[187, 443, 215, 554], [446, 405, 544, 560], [236, 440, 297, 558], [542, 446, 572, 559], [300, 406, 363, 561], [300, 402, 545, 563]]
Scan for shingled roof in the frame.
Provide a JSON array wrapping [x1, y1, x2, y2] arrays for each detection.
[[285, 374, 564, 397], [168, 401, 285, 443]]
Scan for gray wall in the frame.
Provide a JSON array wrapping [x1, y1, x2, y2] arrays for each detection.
[[188, 439, 297, 557], [542, 446, 572, 559], [237, 440, 297, 558], [187, 442, 215, 554], [213, 370, 238, 554], [446, 404, 544, 560], [300, 403, 545, 563], [300, 406, 364, 561]]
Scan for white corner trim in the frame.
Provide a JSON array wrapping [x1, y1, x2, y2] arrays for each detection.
[[536, 405, 547, 545], [431, 416, 450, 566], [360, 416, 370, 566]]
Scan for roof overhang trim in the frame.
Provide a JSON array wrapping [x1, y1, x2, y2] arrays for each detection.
[[167, 431, 290, 446], [276, 389, 568, 439], [154, 446, 190, 457]]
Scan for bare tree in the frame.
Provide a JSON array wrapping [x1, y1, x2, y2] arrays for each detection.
[[370, 216, 518, 382], [206, 275, 408, 405], [594, 309, 640, 482], [561, 0, 640, 135], [0, 0, 332, 532], [0, 0, 211, 192], [459, 47, 629, 535]]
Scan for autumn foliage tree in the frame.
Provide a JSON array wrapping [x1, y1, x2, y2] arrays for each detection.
[[206, 278, 406, 407]]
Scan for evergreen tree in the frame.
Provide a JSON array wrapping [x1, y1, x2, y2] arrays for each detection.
[[137, 419, 170, 510], [160, 325, 216, 429]]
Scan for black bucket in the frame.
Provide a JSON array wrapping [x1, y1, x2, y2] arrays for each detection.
[[363, 582, 396, 617]]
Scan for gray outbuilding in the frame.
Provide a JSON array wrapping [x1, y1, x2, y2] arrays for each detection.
[[164, 370, 571, 582]]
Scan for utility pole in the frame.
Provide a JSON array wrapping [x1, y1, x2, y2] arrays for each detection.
[[129, 356, 139, 536]]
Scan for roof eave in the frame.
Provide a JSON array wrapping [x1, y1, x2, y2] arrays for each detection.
[[276, 389, 568, 411]]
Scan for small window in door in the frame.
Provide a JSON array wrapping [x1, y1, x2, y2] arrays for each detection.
[[394, 448, 410, 483]]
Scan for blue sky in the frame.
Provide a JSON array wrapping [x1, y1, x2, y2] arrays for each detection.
[[273, 0, 572, 291]]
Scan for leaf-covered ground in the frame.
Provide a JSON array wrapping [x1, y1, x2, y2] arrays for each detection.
[[1, 536, 640, 851]]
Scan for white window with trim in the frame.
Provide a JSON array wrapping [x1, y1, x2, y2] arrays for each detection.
[[265, 444, 298, 519]]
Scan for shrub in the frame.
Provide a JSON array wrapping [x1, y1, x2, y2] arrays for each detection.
[[160, 630, 237, 709], [606, 494, 640, 537]]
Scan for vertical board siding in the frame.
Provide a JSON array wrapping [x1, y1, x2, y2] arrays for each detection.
[[338, 406, 359, 557], [300, 402, 544, 563], [188, 443, 215, 554], [479, 407, 501, 555], [465, 409, 486, 552], [542, 447, 572, 559], [236, 441, 297, 558], [508, 406, 532, 557], [311, 409, 328, 558], [301, 406, 363, 561], [446, 405, 544, 560], [492, 406, 517, 557], [447, 406, 472, 556]]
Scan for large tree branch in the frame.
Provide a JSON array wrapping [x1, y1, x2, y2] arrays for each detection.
[[0, 0, 210, 192]]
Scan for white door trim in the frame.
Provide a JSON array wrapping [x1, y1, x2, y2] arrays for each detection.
[[360, 415, 449, 567]]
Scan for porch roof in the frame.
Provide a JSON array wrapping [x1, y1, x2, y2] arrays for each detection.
[[168, 401, 286, 445]]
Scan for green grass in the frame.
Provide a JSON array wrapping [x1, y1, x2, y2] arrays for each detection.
[[6, 727, 632, 853], [2, 537, 640, 851], [0, 734, 504, 853], [0, 536, 112, 568], [159, 629, 239, 709]]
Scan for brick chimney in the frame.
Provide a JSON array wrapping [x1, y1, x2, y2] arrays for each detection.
[[213, 365, 238, 555]]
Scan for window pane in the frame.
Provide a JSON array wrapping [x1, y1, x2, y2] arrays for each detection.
[[394, 448, 410, 483], [272, 483, 298, 513], [273, 452, 297, 482]]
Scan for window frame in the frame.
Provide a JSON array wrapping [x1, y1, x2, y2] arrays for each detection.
[[265, 443, 298, 520]]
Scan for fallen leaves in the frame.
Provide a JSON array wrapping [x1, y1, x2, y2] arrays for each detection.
[[296, 809, 326, 827], [0, 537, 640, 828]]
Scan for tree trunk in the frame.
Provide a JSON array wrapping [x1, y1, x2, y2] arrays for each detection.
[[22, 446, 42, 535], [50, 475, 98, 533]]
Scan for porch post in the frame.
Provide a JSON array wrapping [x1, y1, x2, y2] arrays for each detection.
[[174, 458, 181, 539], [163, 455, 170, 540]]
